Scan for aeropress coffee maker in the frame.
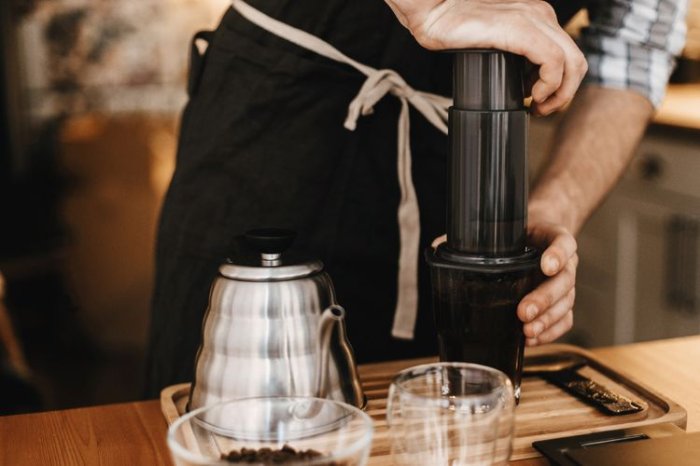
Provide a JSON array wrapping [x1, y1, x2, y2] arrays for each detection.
[[426, 50, 542, 402]]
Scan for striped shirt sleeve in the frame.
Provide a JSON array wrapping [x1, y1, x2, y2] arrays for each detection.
[[580, 0, 689, 107]]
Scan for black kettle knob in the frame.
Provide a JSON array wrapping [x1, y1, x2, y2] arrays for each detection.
[[244, 228, 296, 255]]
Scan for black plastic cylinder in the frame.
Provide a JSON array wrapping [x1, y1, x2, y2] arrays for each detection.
[[453, 50, 525, 111], [428, 261, 538, 400], [428, 49, 539, 401], [446, 108, 528, 255]]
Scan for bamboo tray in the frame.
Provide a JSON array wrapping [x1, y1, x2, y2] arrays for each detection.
[[161, 344, 686, 463]]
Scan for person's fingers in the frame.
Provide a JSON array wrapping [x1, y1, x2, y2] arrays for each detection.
[[530, 0, 560, 24], [523, 288, 575, 338], [431, 234, 447, 248], [497, 17, 565, 103], [529, 22, 587, 115], [422, 7, 567, 102], [519, 1, 586, 110], [398, 0, 587, 112], [525, 64, 540, 97], [412, 5, 583, 111], [513, 2, 570, 104], [526, 309, 574, 346], [528, 224, 577, 276], [517, 258, 576, 322], [520, 222, 579, 345]]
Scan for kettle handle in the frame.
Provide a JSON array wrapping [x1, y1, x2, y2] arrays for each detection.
[[316, 305, 343, 400]]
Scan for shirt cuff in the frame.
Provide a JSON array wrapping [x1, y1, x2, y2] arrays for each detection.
[[581, 37, 676, 107]]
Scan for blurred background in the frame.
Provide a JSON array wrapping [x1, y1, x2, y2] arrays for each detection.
[[0, 0, 228, 414], [0, 1, 699, 416]]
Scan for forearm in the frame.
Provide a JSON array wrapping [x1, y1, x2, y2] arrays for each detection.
[[529, 85, 654, 234]]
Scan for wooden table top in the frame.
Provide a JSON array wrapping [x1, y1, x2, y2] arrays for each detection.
[[1, 335, 699, 466]]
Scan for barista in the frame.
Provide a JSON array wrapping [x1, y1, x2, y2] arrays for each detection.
[[145, 0, 687, 395]]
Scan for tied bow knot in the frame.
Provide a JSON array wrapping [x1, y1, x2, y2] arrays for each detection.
[[344, 69, 449, 133], [232, 0, 451, 340], [344, 69, 415, 131]]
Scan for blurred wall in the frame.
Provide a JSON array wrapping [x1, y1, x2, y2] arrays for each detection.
[[58, 114, 176, 350], [14, 0, 229, 352], [18, 0, 229, 121]]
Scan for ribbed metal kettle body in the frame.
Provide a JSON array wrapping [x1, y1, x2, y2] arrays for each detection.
[[189, 269, 365, 410]]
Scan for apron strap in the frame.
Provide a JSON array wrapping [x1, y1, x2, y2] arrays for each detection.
[[188, 30, 215, 97], [231, 0, 451, 340]]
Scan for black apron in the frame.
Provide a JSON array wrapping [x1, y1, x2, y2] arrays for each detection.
[[145, 0, 585, 396]]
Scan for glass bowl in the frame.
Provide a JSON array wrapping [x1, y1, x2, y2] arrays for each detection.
[[167, 396, 374, 465]]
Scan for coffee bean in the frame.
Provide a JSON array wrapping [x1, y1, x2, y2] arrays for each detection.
[[221, 444, 343, 464]]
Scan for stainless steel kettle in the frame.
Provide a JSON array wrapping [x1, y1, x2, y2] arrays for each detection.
[[188, 229, 366, 410]]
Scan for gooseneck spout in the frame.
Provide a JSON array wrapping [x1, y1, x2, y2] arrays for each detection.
[[316, 305, 365, 408]]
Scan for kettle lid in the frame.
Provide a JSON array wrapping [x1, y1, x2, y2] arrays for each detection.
[[219, 228, 323, 281]]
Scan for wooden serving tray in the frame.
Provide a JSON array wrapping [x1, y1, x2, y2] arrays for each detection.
[[161, 344, 686, 463]]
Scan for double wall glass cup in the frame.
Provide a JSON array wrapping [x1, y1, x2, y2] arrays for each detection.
[[386, 363, 515, 466]]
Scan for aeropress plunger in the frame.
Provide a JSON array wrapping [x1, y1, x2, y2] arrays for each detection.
[[426, 50, 542, 402]]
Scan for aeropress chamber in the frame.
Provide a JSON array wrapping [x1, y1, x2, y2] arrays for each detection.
[[426, 50, 542, 401]]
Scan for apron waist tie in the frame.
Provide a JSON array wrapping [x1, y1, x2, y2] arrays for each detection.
[[231, 0, 451, 340]]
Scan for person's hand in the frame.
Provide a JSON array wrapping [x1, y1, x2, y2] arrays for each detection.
[[385, 0, 587, 115], [517, 221, 577, 346], [431, 224, 577, 346]]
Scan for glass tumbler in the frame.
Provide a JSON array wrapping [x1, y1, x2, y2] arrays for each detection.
[[386, 363, 515, 466]]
